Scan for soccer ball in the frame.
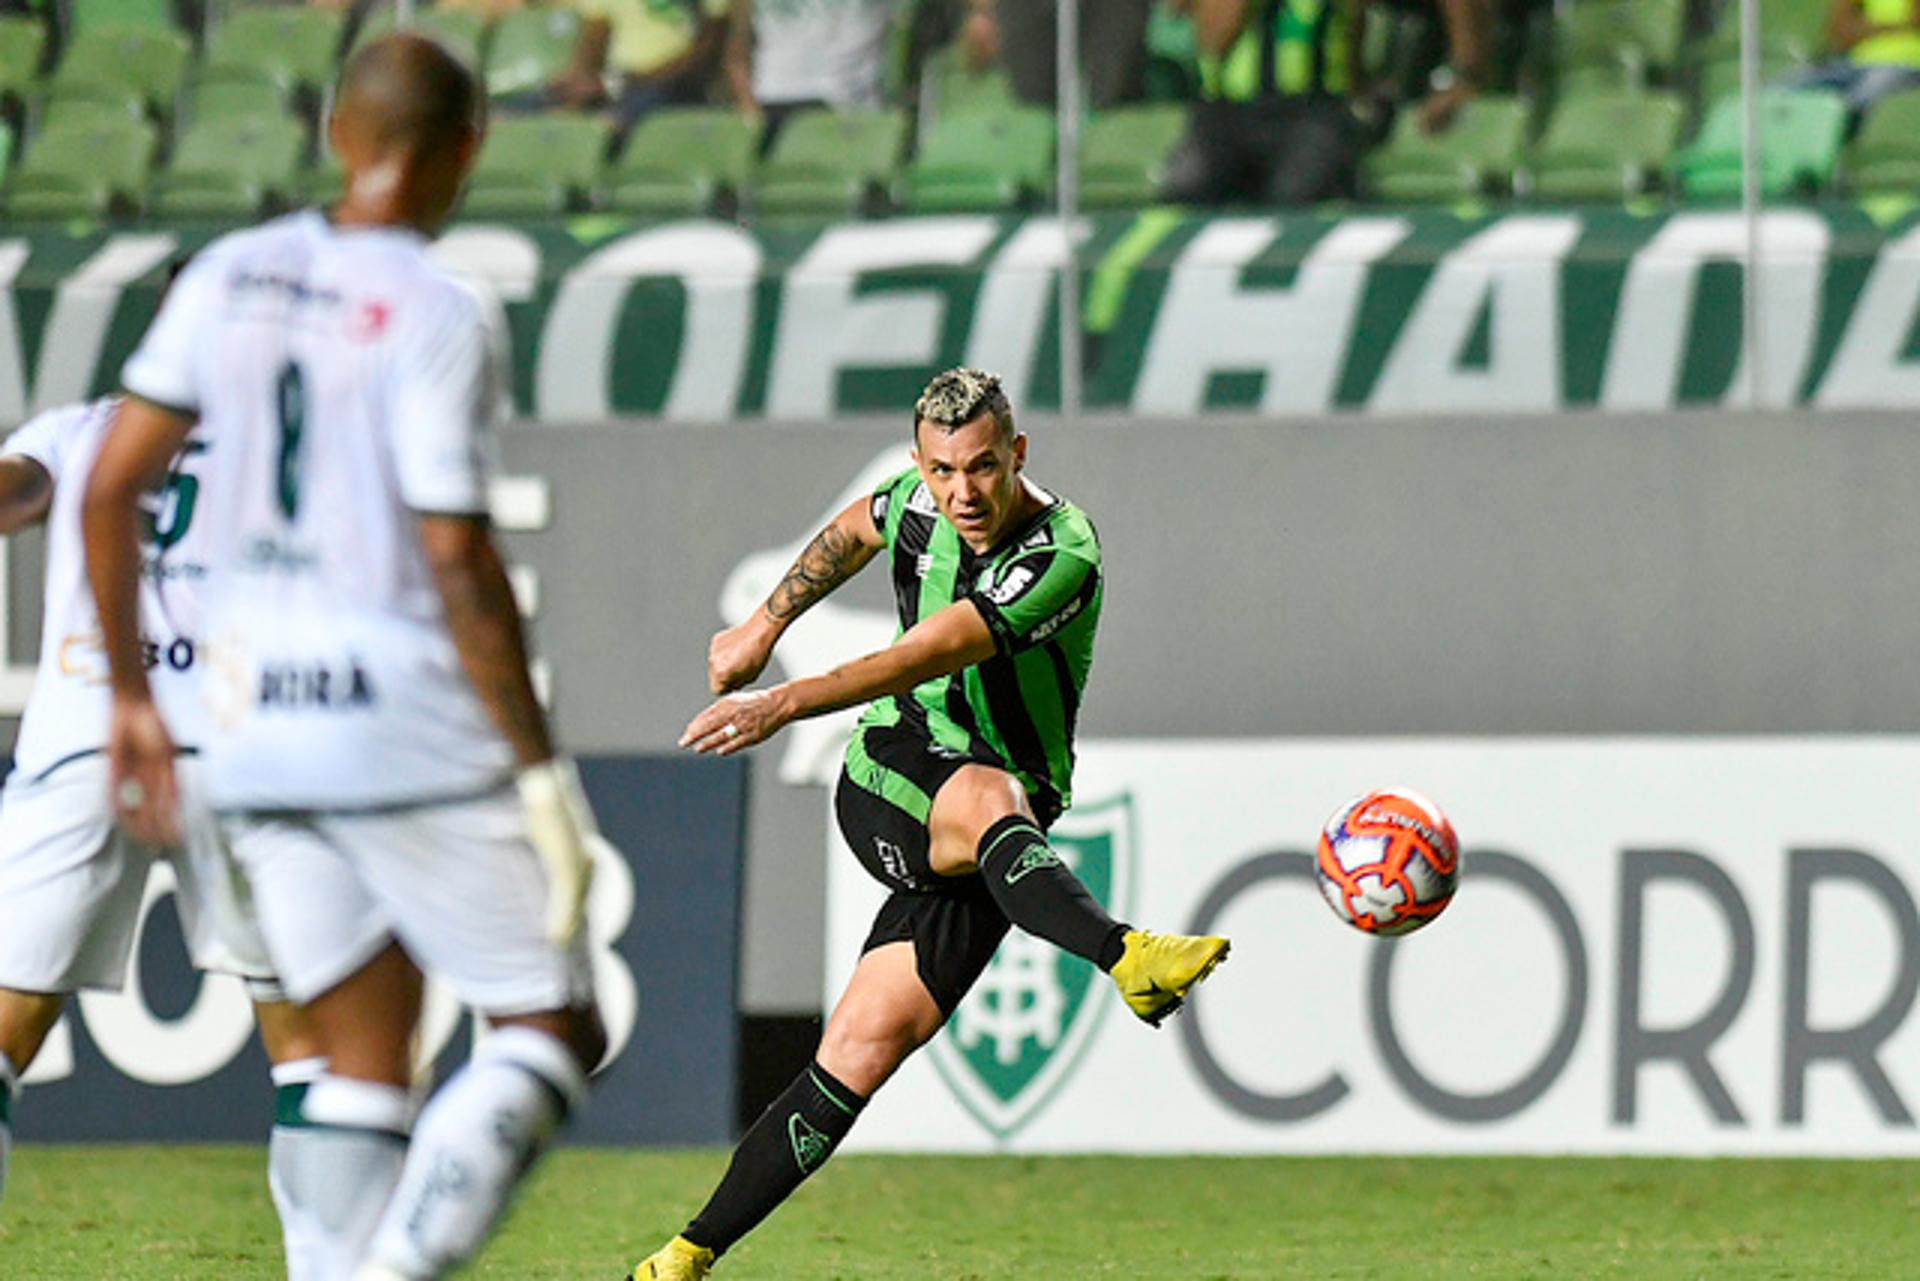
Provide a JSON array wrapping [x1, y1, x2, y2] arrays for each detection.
[[1315, 787, 1460, 936]]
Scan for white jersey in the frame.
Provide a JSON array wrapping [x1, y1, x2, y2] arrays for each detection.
[[120, 210, 515, 811], [6, 397, 210, 781]]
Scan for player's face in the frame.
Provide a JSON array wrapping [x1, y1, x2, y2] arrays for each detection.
[[913, 411, 1027, 552]]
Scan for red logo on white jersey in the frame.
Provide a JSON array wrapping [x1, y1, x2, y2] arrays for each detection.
[[349, 299, 392, 342]]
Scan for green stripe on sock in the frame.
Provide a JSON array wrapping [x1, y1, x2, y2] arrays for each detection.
[[273, 1082, 312, 1129], [808, 1069, 857, 1118]]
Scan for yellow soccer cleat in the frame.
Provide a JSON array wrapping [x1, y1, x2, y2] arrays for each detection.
[[1109, 930, 1230, 1027], [629, 1236, 716, 1281]]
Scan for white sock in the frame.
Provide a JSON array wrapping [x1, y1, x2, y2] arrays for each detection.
[[267, 1056, 331, 1281], [0, 1051, 17, 1203], [361, 1027, 587, 1279], [295, 1075, 414, 1281]]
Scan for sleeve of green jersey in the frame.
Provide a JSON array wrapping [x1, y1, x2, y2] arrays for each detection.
[[868, 468, 917, 548], [968, 548, 1100, 655]]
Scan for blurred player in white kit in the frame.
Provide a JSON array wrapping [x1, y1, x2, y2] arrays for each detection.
[[82, 33, 611, 1281], [0, 388, 328, 1271]]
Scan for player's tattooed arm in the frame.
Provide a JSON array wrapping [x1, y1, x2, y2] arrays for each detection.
[[420, 513, 556, 767], [765, 515, 878, 623], [0, 456, 53, 534], [707, 495, 882, 694]]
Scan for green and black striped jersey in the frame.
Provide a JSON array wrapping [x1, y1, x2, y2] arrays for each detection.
[[852, 466, 1103, 822]]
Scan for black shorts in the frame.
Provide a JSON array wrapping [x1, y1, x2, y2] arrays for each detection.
[[836, 722, 1015, 1016]]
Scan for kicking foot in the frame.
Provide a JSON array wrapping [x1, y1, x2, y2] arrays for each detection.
[[630, 1235, 716, 1280], [1109, 930, 1230, 1027]]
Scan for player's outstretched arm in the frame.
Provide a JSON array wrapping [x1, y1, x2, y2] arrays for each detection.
[[0, 456, 52, 535], [706, 494, 883, 694], [82, 396, 194, 846], [683, 598, 996, 755]]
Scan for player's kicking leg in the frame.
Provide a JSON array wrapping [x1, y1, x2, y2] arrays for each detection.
[[923, 765, 1229, 1026]]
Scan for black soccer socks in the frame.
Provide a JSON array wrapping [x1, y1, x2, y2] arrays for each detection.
[[684, 1060, 866, 1256], [975, 815, 1129, 971]]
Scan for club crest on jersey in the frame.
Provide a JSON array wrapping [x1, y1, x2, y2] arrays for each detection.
[[906, 483, 938, 516], [927, 792, 1135, 1140], [257, 658, 377, 711]]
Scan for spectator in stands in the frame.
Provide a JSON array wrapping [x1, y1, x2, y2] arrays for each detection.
[[542, 0, 730, 130], [1779, 0, 1920, 120], [1362, 0, 1492, 132], [1160, 0, 1363, 205], [726, 0, 897, 151], [992, 0, 1152, 109]]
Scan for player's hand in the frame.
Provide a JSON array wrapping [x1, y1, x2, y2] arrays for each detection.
[[680, 688, 789, 756], [517, 758, 603, 944], [707, 615, 777, 694], [108, 695, 181, 847]]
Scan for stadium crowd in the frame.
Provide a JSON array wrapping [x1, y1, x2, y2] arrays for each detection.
[[0, 0, 1915, 219]]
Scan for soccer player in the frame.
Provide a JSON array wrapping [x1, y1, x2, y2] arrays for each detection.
[[0, 393, 327, 1273], [630, 368, 1230, 1279], [82, 35, 609, 1281]]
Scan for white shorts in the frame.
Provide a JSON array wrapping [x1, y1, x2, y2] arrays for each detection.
[[225, 788, 593, 1015], [0, 755, 277, 994]]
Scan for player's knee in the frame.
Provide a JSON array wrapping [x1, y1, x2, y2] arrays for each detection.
[[929, 767, 1031, 875], [818, 1013, 920, 1091]]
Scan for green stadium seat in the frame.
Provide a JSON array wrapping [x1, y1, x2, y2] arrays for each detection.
[[603, 106, 755, 216], [184, 66, 291, 128], [353, 4, 489, 70], [150, 113, 305, 218], [67, 0, 179, 37], [1079, 103, 1186, 206], [482, 7, 580, 98], [899, 106, 1053, 212], [1362, 95, 1528, 201], [1527, 89, 1684, 200], [751, 107, 907, 216], [461, 112, 609, 216], [0, 15, 46, 99], [1695, 54, 1804, 111], [53, 26, 192, 114], [1847, 87, 1920, 194], [6, 115, 156, 219], [38, 81, 148, 133], [1674, 90, 1847, 197], [207, 7, 344, 94], [1557, 0, 1686, 89], [918, 44, 1017, 124]]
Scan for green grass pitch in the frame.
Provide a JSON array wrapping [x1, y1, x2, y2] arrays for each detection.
[[3, 1146, 1916, 1278]]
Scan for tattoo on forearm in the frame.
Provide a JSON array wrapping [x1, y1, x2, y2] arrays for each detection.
[[766, 522, 861, 622]]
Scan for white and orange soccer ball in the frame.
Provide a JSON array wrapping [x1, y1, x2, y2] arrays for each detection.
[[1315, 787, 1460, 936]]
